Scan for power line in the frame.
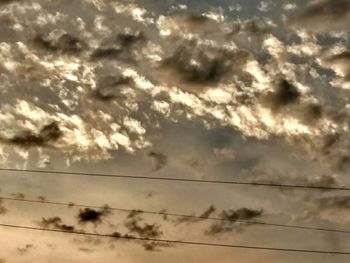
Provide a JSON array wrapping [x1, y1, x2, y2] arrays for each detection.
[[3, 196, 350, 235], [1, 223, 350, 255], [0, 168, 349, 191]]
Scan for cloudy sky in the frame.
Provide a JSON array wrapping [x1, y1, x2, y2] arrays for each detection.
[[0, 0, 350, 262]]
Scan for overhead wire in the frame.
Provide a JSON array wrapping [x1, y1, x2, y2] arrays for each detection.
[[0, 168, 349, 191], [2, 196, 350, 235], [1, 223, 350, 255]]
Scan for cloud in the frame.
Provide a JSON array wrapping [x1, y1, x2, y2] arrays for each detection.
[[111, 211, 167, 251], [116, 31, 145, 49], [0, 0, 348, 177], [157, 12, 218, 36], [241, 18, 273, 35], [38, 217, 75, 232], [0, 98, 151, 162], [93, 74, 133, 101], [111, 231, 169, 252], [124, 218, 162, 239], [299, 103, 324, 124], [148, 151, 168, 171], [206, 208, 263, 235], [159, 38, 250, 88], [91, 30, 145, 61], [324, 51, 350, 89], [6, 122, 62, 147], [220, 208, 263, 221], [77, 207, 111, 225], [174, 13, 211, 27], [262, 79, 301, 111], [34, 33, 86, 54], [90, 47, 122, 60], [288, 0, 350, 32]]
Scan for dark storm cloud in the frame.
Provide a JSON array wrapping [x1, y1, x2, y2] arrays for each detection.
[[34, 33, 86, 54], [160, 39, 249, 86], [165, 42, 228, 83], [178, 13, 211, 25], [77, 207, 111, 225], [6, 122, 62, 147], [206, 208, 263, 235], [93, 74, 133, 101], [289, 0, 350, 32], [300, 103, 324, 123], [38, 217, 75, 232], [148, 151, 167, 172], [261, 77, 326, 126], [93, 74, 134, 101], [91, 30, 145, 61], [116, 31, 144, 48], [328, 51, 350, 61], [220, 208, 263, 221], [263, 79, 301, 110], [91, 47, 122, 60]]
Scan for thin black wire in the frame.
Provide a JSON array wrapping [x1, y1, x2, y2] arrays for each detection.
[[3, 196, 350, 235], [1, 223, 350, 255], [0, 168, 349, 191]]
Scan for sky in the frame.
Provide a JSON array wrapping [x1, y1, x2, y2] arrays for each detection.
[[0, 0, 350, 262]]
